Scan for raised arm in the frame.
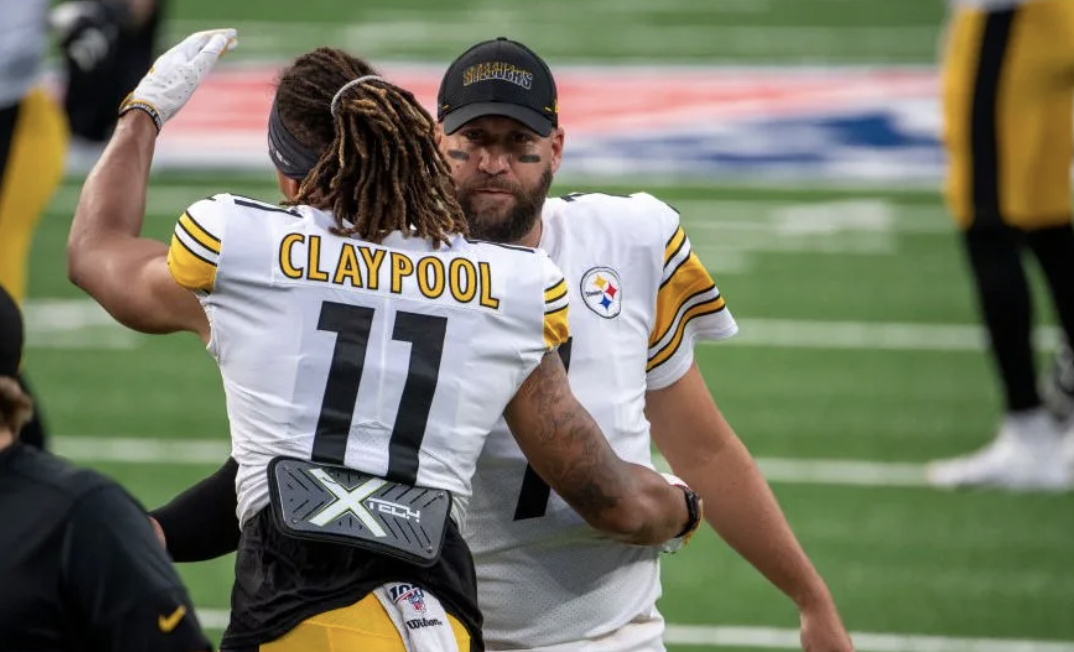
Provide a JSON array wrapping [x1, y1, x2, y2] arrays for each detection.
[[67, 111, 208, 339], [504, 351, 697, 546], [66, 29, 236, 341]]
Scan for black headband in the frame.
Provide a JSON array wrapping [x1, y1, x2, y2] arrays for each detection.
[[267, 99, 321, 180]]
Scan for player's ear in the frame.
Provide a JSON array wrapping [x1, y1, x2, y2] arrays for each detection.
[[434, 124, 446, 153], [275, 168, 301, 202], [549, 127, 565, 174]]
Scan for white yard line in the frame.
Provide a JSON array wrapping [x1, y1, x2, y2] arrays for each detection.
[[57, 172, 945, 193], [657, 451, 928, 487], [663, 625, 1074, 652], [754, 458, 926, 487], [54, 436, 228, 465], [52, 189, 949, 232], [23, 299, 142, 350], [189, 609, 1074, 652], [49, 185, 246, 218], [52, 436, 930, 487], [719, 320, 1060, 352], [23, 298, 1061, 353]]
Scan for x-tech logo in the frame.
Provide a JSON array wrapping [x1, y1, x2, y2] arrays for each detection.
[[307, 469, 388, 537]]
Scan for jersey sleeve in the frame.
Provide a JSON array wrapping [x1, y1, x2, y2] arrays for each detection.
[[167, 195, 227, 293], [538, 251, 571, 351], [640, 194, 738, 390], [61, 484, 212, 652]]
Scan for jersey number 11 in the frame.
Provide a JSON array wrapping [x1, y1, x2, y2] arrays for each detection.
[[311, 301, 446, 486]]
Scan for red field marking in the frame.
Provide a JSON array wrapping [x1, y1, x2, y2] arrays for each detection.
[[161, 64, 938, 151]]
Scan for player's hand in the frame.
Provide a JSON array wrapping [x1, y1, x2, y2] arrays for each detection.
[[660, 473, 702, 554], [799, 603, 855, 652], [50, 1, 130, 73], [119, 28, 238, 132]]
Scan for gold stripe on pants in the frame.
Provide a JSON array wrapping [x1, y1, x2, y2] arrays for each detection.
[[942, 0, 1074, 230], [0, 87, 68, 304]]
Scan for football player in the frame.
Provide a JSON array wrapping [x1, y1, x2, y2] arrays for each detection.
[[0, 0, 69, 450], [930, 0, 1074, 490], [153, 37, 855, 652], [67, 31, 700, 651], [437, 38, 854, 652]]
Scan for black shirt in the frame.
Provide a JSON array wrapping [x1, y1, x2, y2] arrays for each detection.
[[0, 443, 212, 652]]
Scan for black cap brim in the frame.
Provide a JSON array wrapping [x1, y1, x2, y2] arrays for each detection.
[[441, 102, 553, 136]]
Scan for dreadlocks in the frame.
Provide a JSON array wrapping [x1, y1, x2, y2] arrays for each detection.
[[274, 47, 468, 247]]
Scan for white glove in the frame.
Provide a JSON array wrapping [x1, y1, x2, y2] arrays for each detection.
[[119, 28, 238, 132], [661, 473, 702, 554]]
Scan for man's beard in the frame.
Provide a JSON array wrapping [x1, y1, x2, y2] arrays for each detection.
[[457, 168, 554, 244]]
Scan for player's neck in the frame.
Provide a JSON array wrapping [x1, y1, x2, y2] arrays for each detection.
[[518, 219, 542, 248], [0, 428, 13, 452]]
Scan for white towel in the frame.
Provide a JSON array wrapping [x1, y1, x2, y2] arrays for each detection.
[[373, 582, 463, 652]]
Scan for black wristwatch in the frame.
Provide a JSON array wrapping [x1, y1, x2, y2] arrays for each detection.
[[674, 485, 703, 539]]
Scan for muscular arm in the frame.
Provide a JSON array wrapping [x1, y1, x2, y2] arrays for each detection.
[[505, 352, 689, 546], [67, 111, 208, 341], [647, 362, 842, 613]]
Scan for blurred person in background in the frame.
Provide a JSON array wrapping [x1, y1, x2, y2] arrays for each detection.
[[930, 0, 1074, 490], [51, 0, 167, 162], [152, 37, 855, 652], [0, 283, 212, 652], [0, 0, 70, 450]]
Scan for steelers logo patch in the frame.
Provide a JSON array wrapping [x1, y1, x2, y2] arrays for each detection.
[[580, 267, 622, 319]]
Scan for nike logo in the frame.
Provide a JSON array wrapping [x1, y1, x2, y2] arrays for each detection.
[[158, 605, 187, 633]]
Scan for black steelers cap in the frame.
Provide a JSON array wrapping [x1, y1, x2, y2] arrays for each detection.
[[438, 37, 558, 136], [0, 284, 22, 378]]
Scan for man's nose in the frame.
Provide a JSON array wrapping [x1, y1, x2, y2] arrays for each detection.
[[477, 148, 510, 175]]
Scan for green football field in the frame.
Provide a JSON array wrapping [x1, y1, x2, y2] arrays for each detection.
[[28, 176, 1074, 651], [160, 0, 945, 65], [25, 0, 1074, 649]]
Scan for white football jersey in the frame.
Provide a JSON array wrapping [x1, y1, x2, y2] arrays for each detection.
[[464, 192, 738, 651], [166, 194, 571, 527]]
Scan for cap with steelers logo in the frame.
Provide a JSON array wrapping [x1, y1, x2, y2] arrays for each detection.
[[438, 37, 558, 136]]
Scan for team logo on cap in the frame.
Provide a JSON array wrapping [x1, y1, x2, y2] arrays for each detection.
[[463, 62, 533, 89], [580, 267, 622, 319]]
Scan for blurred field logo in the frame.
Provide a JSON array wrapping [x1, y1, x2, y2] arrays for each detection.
[[153, 65, 940, 182]]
